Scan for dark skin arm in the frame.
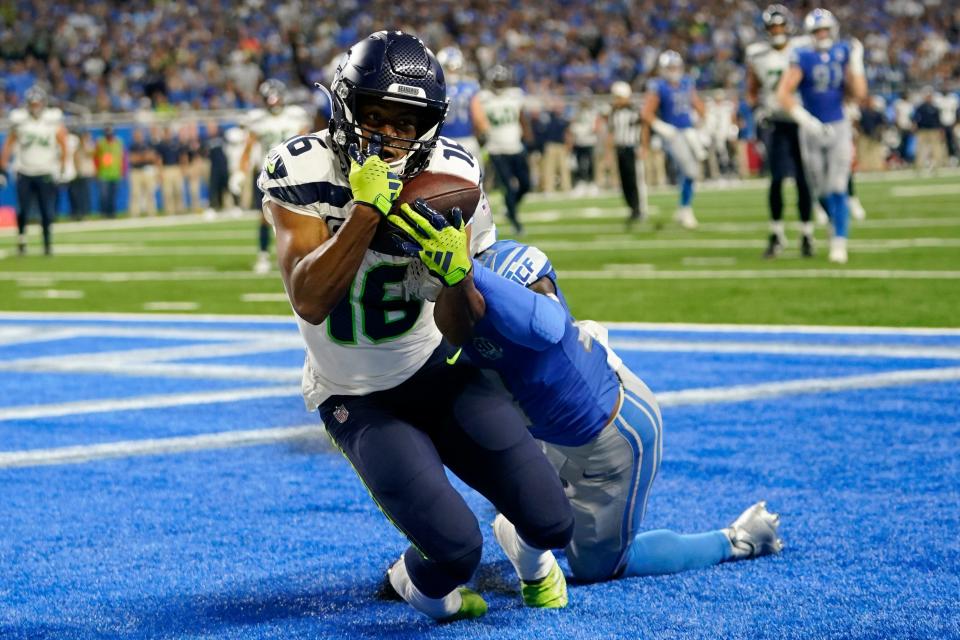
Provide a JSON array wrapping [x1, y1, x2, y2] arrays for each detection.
[[434, 272, 556, 346], [271, 200, 380, 325]]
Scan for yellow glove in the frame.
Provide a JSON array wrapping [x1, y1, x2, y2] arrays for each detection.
[[387, 199, 472, 287], [348, 142, 402, 215]]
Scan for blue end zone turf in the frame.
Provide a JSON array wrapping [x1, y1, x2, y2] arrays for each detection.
[[0, 314, 958, 639]]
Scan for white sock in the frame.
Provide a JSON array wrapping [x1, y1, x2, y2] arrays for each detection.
[[388, 555, 461, 620], [770, 221, 785, 237], [495, 515, 555, 582], [802, 222, 814, 236]]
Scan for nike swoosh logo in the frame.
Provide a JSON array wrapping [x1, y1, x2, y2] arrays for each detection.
[[446, 348, 462, 365]]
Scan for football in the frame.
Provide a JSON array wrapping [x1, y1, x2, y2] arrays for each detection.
[[393, 170, 482, 224]]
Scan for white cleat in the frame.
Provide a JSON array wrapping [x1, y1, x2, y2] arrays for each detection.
[[849, 196, 866, 221], [828, 237, 848, 264], [814, 203, 829, 226], [253, 252, 272, 274], [674, 206, 698, 229], [724, 500, 784, 560]]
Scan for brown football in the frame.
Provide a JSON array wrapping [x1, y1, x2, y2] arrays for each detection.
[[393, 171, 482, 223]]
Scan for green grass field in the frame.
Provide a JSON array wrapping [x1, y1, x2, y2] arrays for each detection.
[[2, 173, 958, 326]]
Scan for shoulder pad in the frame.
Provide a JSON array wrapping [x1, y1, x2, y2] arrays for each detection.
[[746, 42, 769, 58], [645, 78, 662, 93], [257, 132, 348, 218], [477, 239, 554, 287], [43, 108, 64, 123], [8, 109, 27, 124], [427, 137, 482, 186]]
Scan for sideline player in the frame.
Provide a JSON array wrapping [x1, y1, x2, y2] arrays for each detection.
[[642, 50, 706, 230], [777, 9, 867, 264], [436, 46, 483, 160], [0, 86, 67, 257], [747, 4, 815, 258], [238, 79, 310, 273], [257, 31, 573, 622], [475, 65, 530, 234], [390, 205, 784, 589]]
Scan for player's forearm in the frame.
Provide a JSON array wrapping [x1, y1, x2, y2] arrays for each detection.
[[287, 205, 380, 325], [434, 271, 486, 346]]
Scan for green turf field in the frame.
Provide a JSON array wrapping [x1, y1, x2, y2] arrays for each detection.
[[1, 173, 958, 326]]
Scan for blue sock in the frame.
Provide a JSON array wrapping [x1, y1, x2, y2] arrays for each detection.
[[830, 192, 849, 238], [680, 177, 694, 207], [259, 223, 271, 252], [623, 529, 732, 577]]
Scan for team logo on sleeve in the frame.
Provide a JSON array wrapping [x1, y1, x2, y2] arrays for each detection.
[[472, 337, 503, 361]]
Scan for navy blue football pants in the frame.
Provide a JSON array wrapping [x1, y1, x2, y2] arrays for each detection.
[[320, 342, 574, 598]]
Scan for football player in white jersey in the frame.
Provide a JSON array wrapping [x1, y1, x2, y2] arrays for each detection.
[[474, 65, 530, 234], [747, 4, 815, 258], [257, 31, 573, 622], [0, 86, 67, 256], [238, 79, 310, 273]]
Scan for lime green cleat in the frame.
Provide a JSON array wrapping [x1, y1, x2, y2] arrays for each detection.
[[440, 587, 488, 622], [520, 562, 568, 609]]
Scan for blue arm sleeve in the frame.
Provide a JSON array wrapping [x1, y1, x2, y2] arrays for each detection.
[[471, 262, 566, 351]]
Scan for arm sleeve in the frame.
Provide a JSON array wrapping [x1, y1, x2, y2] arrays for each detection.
[[472, 262, 566, 351]]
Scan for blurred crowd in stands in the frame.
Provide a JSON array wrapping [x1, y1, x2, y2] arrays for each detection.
[[1, 0, 958, 114]]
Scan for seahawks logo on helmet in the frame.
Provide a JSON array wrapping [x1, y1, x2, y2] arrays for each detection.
[[328, 31, 448, 180]]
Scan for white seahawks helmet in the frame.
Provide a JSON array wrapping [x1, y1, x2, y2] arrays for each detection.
[[762, 4, 793, 48], [804, 8, 839, 51], [658, 50, 684, 84]]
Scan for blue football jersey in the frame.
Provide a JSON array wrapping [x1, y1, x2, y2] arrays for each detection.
[[791, 41, 850, 124], [442, 78, 480, 139], [469, 243, 621, 447], [651, 77, 695, 129]]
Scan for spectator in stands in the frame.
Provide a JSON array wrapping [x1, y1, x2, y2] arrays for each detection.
[[913, 88, 945, 171], [154, 126, 186, 215], [94, 126, 124, 218], [127, 128, 157, 217]]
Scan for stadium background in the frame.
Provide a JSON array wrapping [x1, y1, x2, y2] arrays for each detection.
[[1, 1, 959, 639]]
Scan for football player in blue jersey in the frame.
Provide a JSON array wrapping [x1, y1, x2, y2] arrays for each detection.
[[436, 47, 483, 161], [777, 8, 867, 264], [642, 50, 707, 230], [260, 31, 574, 622], [389, 202, 784, 595]]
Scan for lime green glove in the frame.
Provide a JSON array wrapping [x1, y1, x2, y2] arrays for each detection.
[[387, 199, 473, 287], [348, 143, 402, 215]]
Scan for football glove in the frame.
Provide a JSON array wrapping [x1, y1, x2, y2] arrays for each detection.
[[388, 199, 472, 287], [348, 141, 402, 216]]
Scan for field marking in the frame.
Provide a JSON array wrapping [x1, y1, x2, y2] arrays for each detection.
[[241, 293, 291, 302], [560, 268, 960, 280], [3, 365, 959, 468], [0, 425, 320, 469], [143, 302, 200, 311], [657, 365, 960, 407], [604, 321, 960, 336], [609, 338, 960, 360], [0, 211, 259, 237], [0, 385, 300, 422], [890, 184, 960, 197], [18, 289, 86, 299], [536, 238, 960, 252]]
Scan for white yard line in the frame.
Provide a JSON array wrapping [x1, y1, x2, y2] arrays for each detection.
[[0, 425, 320, 469], [0, 385, 300, 422], [1, 360, 301, 383], [0, 211, 259, 237], [609, 338, 960, 360], [561, 268, 960, 280], [603, 321, 960, 335], [657, 366, 960, 407], [3, 365, 959, 468], [890, 184, 960, 197]]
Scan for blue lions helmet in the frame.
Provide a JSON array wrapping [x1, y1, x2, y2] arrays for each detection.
[[329, 31, 448, 179]]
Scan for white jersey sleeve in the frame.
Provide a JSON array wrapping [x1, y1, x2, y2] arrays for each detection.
[[257, 131, 352, 220]]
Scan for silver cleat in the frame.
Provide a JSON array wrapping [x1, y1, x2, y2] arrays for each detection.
[[725, 500, 785, 560]]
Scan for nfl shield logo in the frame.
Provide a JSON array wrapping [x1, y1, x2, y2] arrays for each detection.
[[333, 405, 349, 424]]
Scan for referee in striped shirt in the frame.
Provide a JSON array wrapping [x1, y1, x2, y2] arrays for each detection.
[[609, 81, 644, 226]]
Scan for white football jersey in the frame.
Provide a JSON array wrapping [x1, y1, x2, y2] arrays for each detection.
[[246, 105, 310, 155], [747, 36, 810, 121], [258, 131, 495, 408], [9, 108, 63, 176], [477, 88, 525, 154]]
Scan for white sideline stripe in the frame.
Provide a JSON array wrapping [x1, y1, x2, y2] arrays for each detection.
[[0, 210, 260, 237], [0, 425, 320, 469], [0, 270, 270, 282], [0, 385, 300, 422], [609, 339, 960, 360], [4, 365, 960, 468], [657, 366, 960, 407], [890, 184, 960, 197], [0, 311, 294, 323], [143, 302, 199, 311], [45, 245, 258, 256], [241, 293, 291, 302], [536, 238, 960, 252], [0, 325, 294, 343], [603, 321, 960, 335], [560, 268, 960, 280], [1, 360, 301, 383]]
